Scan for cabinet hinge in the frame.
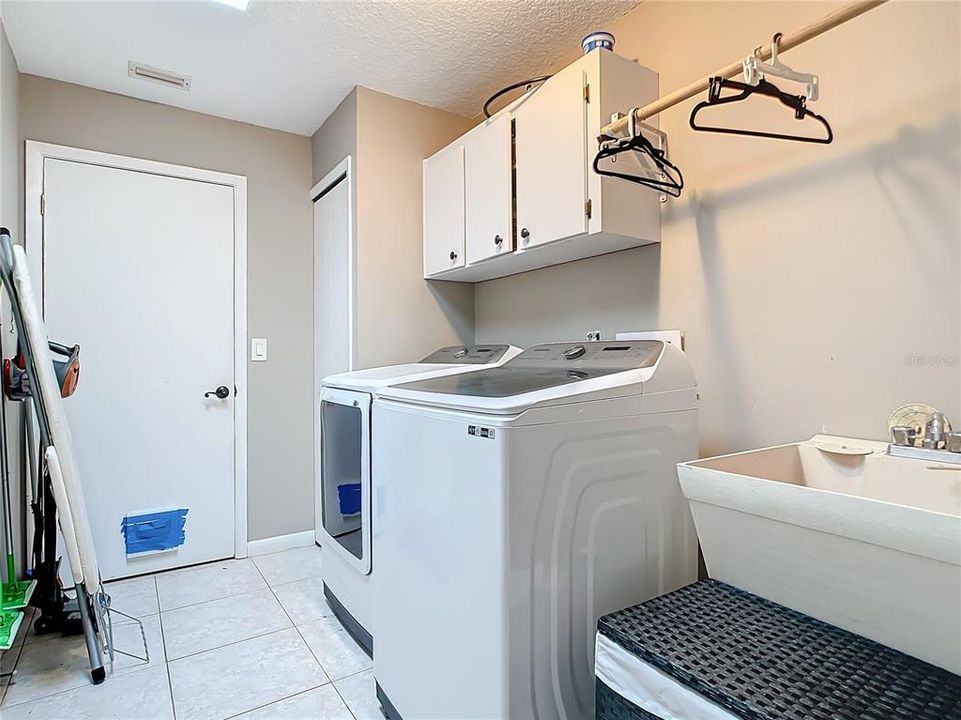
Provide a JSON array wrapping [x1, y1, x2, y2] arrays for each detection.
[[40, 194, 45, 216], [584, 198, 593, 219], [583, 83, 590, 103]]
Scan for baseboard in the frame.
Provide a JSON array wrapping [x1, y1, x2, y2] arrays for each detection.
[[246, 530, 316, 557]]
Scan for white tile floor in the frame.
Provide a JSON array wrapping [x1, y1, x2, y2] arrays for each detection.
[[0, 546, 378, 720]]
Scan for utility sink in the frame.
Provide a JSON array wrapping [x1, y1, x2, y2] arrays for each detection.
[[678, 435, 961, 673]]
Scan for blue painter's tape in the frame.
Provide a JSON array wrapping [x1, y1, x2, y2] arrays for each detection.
[[337, 483, 361, 516], [121, 509, 188, 555]]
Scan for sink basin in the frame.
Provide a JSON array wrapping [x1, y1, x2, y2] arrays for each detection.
[[678, 435, 961, 673]]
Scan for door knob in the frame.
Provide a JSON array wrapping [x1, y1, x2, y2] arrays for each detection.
[[449, 251, 458, 261], [205, 386, 231, 399], [520, 228, 530, 240], [494, 234, 503, 246]]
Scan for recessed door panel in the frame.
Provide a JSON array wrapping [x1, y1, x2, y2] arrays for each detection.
[[515, 68, 589, 249], [465, 116, 513, 264], [423, 145, 465, 276]]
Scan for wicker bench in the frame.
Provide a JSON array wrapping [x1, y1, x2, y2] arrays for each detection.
[[596, 579, 961, 720]]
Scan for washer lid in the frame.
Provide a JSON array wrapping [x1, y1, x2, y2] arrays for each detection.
[[322, 345, 522, 392], [392, 365, 628, 398], [378, 341, 681, 414]]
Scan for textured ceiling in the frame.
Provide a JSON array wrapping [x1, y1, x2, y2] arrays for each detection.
[[2, 0, 639, 136]]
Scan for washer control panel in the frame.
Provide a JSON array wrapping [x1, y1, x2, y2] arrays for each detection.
[[421, 344, 513, 364], [510, 341, 664, 370]]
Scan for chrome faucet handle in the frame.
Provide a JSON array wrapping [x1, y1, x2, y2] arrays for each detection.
[[946, 432, 961, 453], [923, 412, 948, 450], [890, 425, 916, 447]]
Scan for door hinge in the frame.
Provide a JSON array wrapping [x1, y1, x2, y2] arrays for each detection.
[[40, 194, 45, 216], [584, 198, 593, 219], [583, 83, 590, 103]]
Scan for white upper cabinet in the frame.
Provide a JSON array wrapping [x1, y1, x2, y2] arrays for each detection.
[[514, 64, 588, 251], [423, 143, 465, 276], [465, 115, 513, 264], [424, 50, 661, 282]]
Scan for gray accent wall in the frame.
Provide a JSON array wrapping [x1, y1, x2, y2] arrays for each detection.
[[311, 90, 356, 189], [475, 0, 961, 455], [19, 75, 314, 542]]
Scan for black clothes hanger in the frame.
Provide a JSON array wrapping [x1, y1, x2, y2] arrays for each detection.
[[593, 111, 685, 197], [689, 76, 833, 144]]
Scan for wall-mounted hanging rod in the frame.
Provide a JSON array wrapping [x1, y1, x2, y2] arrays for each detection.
[[598, 0, 888, 141]]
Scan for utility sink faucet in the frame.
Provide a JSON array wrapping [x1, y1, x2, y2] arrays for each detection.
[[889, 406, 961, 461]]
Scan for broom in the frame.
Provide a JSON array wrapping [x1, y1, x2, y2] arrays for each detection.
[[0, 295, 37, 615]]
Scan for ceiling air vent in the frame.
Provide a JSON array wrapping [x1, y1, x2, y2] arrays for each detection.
[[127, 61, 192, 91]]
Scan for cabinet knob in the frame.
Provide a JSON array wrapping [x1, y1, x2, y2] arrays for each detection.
[[449, 251, 457, 261], [494, 234, 503, 246], [520, 228, 530, 240]]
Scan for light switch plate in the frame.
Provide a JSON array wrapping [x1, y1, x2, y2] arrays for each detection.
[[251, 338, 268, 362]]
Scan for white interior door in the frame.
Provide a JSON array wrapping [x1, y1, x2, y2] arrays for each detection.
[[41, 157, 237, 580], [312, 169, 353, 543], [314, 175, 352, 387]]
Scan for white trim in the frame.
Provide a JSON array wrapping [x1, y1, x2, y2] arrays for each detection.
[[247, 530, 316, 557], [309, 156, 355, 545], [24, 140, 250, 560]]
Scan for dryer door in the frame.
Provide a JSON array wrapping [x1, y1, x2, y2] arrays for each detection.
[[319, 387, 372, 574]]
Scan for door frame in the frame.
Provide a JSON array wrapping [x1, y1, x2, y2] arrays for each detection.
[[309, 156, 355, 544], [24, 140, 250, 559]]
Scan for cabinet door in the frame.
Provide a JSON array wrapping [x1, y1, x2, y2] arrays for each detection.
[[423, 144, 465, 277], [465, 116, 512, 264], [514, 67, 588, 249]]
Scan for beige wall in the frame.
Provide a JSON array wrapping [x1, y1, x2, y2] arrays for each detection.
[[19, 75, 314, 541], [354, 87, 474, 367], [0, 17, 23, 574], [311, 87, 474, 370], [476, 1, 961, 454]]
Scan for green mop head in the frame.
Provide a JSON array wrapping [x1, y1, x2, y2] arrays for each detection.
[[2, 552, 36, 612], [0, 608, 24, 651], [1, 577, 36, 612]]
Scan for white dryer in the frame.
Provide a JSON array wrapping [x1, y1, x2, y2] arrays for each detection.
[[372, 340, 699, 720], [316, 344, 521, 655]]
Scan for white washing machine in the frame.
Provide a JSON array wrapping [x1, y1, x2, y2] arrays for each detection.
[[316, 344, 521, 655], [372, 340, 699, 720]]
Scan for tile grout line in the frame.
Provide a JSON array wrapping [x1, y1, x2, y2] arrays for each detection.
[[160, 584, 279, 622], [5, 553, 341, 718], [157, 561, 270, 614], [157, 555, 322, 719], [219, 683, 333, 720], [256, 555, 375, 718], [253, 556, 360, 720], [1, 617, 30, 707], [6, 578, 167, 710], [155, 576, 179, 720], [166, 625, 293, 665], [2, 614, 113, 708]]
